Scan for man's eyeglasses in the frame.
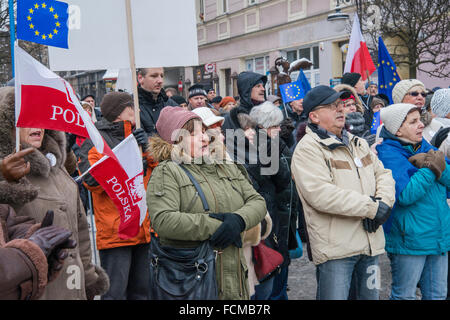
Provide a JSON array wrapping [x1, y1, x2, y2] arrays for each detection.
[[315, 100, 345, 111], [407, 91, 427, 98]]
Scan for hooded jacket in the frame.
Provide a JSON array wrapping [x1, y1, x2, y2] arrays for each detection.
[[0, 86, 109, 300], [78, 118, 154, 250], [146, 135, 267, 300], [138, 86, 178, 136], [237, 72, 267, 112], [291, 123, 396, 265], [376, 127, 450, 255]]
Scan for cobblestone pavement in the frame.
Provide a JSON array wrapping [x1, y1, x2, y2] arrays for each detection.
[[286, 244, 395, 300]]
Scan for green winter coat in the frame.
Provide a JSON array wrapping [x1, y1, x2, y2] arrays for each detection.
[[146, 136, 267, 300]]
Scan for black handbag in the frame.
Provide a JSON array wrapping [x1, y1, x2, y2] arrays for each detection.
[[148, 164, 218, 300]]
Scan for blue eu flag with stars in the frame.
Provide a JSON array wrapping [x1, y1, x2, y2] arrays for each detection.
[[377, 37, 400, 104], [279, 76, 307, 104], [17, 0, 69, 49]]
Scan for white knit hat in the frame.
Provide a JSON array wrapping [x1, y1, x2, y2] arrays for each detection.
[[431, 88, 450, 118], [392, 79, 426, 104], [381, 103, 420, 135], [192, 107, 224, 127]]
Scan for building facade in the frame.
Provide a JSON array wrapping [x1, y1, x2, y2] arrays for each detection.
[[186, 0, 355, 97]]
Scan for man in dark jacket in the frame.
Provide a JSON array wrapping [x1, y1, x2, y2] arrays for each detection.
[[237, 71, 267, 112], [137, 68, 178, 136]]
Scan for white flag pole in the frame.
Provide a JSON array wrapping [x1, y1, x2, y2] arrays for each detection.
[[125, 0, 141, 130]]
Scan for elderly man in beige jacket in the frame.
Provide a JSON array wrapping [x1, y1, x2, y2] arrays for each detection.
[[291, 85, 395, 300]]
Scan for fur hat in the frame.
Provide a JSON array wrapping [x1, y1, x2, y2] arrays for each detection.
[[188, 84, 207, 99], [380, 103, 420, 135], [342, 72, 362, 87], [249, 101, 284, 129], [100, 91, 133, 122], [431, 88, 450, 118], [392, 79, 425, 104]]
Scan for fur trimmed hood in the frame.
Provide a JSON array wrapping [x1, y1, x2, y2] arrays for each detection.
[[333, 83, 364, 114], [0, 87, 68, 206], [147, 134, 229, 164]]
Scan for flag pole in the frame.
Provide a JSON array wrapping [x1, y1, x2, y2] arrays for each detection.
[[125, 0, 141, 130], [8, 0, 15, 76]]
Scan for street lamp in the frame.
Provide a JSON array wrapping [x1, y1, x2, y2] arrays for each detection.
[[327, 0, 350, 21]]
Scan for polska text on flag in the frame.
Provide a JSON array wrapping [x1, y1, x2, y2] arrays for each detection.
[[87, 135, 148, 239], [17, 0, 69, 49], [14, 43, 115, 160]]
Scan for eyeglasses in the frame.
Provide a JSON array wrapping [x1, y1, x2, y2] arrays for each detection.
[[315, 100, 344, 111], [407, 91, 427, 98]]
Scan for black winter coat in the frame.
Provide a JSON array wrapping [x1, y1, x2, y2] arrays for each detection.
[[138, 86, 178, 136]]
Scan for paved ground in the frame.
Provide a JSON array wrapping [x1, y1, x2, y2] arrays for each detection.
[[286, 243, 397, 300]]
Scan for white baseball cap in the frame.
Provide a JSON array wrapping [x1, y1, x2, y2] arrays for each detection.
[[192, 107, 225, 127]]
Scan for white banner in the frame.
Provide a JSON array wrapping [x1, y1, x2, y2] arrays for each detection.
[[48, 0, 199, 71]]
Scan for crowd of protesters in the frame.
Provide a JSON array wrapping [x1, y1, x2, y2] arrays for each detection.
[[1, 65, 449, 301]]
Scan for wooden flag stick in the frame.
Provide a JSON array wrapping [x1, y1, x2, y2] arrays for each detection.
[[125, 0, 141, 130]]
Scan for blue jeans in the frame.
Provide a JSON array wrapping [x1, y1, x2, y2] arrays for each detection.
[[388, 253, 448, 300], [252, 276, 275, 300], [315, 254, 380, 300], [269, 265, 289, 300]]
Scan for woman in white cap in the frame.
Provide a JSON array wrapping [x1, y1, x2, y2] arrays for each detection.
[[376, 103, 450, 300]]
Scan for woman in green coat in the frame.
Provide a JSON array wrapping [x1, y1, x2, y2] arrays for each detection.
[[146, 106, 267, 300]]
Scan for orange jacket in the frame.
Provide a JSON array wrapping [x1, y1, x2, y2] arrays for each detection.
[[78, 119, 158, 250]]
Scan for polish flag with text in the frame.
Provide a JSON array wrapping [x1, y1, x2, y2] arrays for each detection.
[[14, 43, 115, 159], [87, 135, 147, 239], [344, 15, 376, 81]]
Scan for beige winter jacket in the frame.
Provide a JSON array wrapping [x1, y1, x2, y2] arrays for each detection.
[[291, 125, 395, 265]]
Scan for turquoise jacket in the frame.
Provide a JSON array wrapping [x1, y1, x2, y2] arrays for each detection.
[[377, 128, 450, 255]]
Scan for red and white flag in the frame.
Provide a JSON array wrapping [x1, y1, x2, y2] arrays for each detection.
[[14, 43, 115, 159], [87, 135, 147, 239], [344, 15, 376, 80]]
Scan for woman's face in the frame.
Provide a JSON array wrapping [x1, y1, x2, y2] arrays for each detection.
[[343, 99, 357, 114], [222, 102, 236, 112], [372, 104, 383, 114], [396, 110, 424, 143], [182, 120, 210, 159], [19, 128, 45, 148]]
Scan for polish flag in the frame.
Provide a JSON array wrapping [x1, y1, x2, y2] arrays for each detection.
[[14, 43, 115, 159], [344, 15, 376, 80], [86, 135, 147, 239]]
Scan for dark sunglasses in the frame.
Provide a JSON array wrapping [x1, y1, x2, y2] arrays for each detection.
[[407, 91, 427, 98]]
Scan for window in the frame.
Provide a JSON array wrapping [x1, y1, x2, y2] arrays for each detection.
[[248, 0, 258, 5], [245, 55, 270, 75], [196, 0, 205, 23], [218, 0, 228, 15]]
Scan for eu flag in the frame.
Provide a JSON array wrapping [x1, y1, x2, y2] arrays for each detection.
[[279, 76, 307, 104], [17, 0, 69, 49], [377, 37, 400, 104], [370, 110, 382, 134]]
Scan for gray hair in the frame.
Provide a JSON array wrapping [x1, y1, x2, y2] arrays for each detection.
[[249, 101, 284, 129]]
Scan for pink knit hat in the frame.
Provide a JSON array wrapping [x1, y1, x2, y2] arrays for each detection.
[[156, 106, 201, 144]]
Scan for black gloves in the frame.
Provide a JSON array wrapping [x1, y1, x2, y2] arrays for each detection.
[[28, 211, 74, 257], [133, 128, 149, 151], [209, 213, 246, 249], [363, 200, 392, 233]]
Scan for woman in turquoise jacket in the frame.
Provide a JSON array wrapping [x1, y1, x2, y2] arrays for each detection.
[[376, 103, 450, 300]]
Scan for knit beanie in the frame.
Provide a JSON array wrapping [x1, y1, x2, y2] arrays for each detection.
[[431, 88, 450, 118], [219, 96, 236, 108], [188, 84, 207, 99], [342, 72, 362, 87], [392, 79, 425, 104], [100, 91, 133, 122], [380, 103, 420, 135], [171, 95, 187, 106], [156, 106, 201, 144]]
